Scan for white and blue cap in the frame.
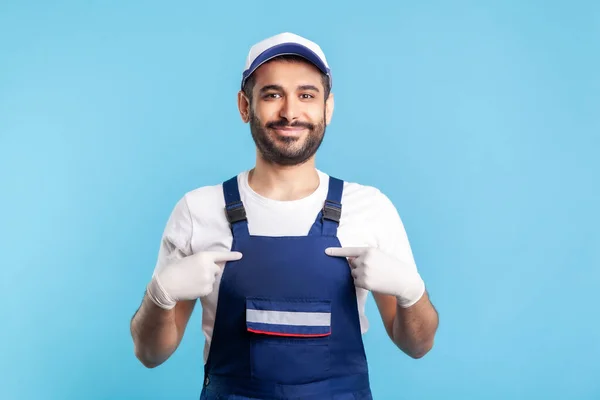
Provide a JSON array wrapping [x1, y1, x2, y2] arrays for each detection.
[[241, 32, 331, 90]]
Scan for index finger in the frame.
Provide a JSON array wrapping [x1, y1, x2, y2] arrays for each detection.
[[325, 247, 368, 258], [206, 251, 243, 263]]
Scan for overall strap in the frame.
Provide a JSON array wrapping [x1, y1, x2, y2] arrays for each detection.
[[309, 176, 344, 237], [322, 176, 344, 236], [222, 176, 250, 238]]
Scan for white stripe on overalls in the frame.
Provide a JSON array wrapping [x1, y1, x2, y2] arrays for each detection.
[[246, 309, 331, 326]]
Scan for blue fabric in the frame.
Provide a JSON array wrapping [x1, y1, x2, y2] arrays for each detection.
[[200, 375, 373, 400], [246, 298, 332, 336], [246, 322, 331, 337], [201, 175, 372, 399], [222, 177, 249, 238]]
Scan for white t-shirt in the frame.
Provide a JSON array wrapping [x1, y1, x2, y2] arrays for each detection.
[[153, 169, 419, 363]]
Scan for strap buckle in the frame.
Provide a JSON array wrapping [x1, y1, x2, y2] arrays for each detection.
[[225, 201, 247, 223], [322, 199, 342, 222]]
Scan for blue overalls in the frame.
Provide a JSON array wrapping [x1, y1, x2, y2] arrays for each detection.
[[200, 175, 373, 400]]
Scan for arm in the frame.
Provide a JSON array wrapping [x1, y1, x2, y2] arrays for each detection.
[[373, 291, 438, 358], [371, 189, 439, 358], [130, 197, 194, 368], [130, 296, 196, 368]]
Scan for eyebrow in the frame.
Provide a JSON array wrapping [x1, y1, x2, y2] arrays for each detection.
[[259, 84, 321, 94], [298, 85, 320, 92], [259, 85, 283, 94]]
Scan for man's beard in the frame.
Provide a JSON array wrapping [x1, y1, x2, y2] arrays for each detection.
[[249, 111, 326, 166]]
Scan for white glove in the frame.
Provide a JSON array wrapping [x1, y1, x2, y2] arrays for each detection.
[[147, 250, 243, 310], [325, 246, 425, 308]]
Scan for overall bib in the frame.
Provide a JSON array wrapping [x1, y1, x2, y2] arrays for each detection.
[[200, 176, 372, 400]]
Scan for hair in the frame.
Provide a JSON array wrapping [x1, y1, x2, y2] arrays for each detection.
[[242, 54, 331, 104]]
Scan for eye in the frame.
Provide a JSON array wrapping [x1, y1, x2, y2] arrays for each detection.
[[263, 93, 281, 99], [300, 93, 315, 99]]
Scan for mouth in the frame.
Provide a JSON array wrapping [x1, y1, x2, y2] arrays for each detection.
[[271, 126, 307, 137]]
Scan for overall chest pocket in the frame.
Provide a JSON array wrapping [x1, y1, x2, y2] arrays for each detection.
[[246, 297, 332, 384]]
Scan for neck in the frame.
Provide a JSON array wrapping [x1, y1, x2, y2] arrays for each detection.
[[248, 155, 320, 201]]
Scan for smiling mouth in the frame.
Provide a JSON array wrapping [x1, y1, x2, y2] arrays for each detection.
[[272, 127, 306, 136]]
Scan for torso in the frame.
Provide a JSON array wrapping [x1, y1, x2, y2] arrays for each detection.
[[164, 169, 413, 363]]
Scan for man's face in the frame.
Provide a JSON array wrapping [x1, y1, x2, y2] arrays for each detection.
[[241, 59, 333, 166]]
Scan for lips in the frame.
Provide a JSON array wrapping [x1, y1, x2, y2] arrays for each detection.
[[275, 127, 304, 131], [272, 127, 306, 137]]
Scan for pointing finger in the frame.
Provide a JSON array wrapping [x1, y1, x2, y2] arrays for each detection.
[[325, 247, 369, 258], [207, 251, 243, 263]]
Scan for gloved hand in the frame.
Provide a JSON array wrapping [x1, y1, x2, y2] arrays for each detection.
[[147, 251, 243, 310], [325, 246, 425, 308]]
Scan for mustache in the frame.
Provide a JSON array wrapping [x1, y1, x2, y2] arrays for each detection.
[[266, 119, 315, 130]]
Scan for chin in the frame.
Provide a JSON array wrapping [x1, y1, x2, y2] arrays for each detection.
[[271, 132, 305, 144]]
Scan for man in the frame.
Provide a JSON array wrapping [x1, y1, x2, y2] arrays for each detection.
[[130, 32, 439, 400]]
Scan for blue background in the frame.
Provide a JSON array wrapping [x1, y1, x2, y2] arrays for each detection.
[[1, 1, 599, 399]]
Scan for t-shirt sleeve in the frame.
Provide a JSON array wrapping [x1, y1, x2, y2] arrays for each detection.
[[371, 189, 419, 271], [153, 195, 194, 274]]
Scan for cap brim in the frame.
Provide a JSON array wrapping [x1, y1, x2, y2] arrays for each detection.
[[241, 42, 330, 89]]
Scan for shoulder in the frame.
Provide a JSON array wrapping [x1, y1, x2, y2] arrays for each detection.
[[183, 181, 225, 209], [323, 172, 397, 215], [330, 173, 416, 262], [325, 171, 405, 233], [180, 171, 247, 211], [167, 171, 247, 225]]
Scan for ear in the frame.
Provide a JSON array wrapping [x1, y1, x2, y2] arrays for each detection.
[[325, 92, 334, 125], [237, 90, 251, 123]]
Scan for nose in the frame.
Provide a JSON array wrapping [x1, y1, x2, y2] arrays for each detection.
[[279, 96, 300, 122]]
